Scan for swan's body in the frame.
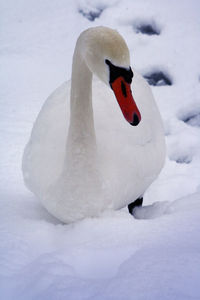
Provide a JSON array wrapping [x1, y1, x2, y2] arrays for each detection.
[[22, 27, 166, 223]]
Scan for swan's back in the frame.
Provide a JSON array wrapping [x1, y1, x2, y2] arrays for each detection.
[[22, 82, 69, 196]]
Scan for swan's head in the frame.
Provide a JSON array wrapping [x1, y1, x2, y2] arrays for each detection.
[[81, 26, 141, 126]]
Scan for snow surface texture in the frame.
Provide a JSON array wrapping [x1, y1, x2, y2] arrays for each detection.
[[1, 0, 200, 299]]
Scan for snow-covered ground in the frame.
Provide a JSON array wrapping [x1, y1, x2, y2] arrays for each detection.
[[1, 0, 200, 299]]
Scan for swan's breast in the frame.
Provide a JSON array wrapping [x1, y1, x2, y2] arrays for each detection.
[[92, 73, 165, 208]]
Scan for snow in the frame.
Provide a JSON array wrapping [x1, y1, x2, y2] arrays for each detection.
[[1, 0, 200, 299]]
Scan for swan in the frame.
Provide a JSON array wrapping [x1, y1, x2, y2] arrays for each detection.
[[22, 26, 166, 223]]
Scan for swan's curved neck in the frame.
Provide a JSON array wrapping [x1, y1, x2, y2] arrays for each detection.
[[66, 40, 97, 166]]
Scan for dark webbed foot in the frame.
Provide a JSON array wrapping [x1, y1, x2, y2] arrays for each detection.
[[128, 197, 143, 215]]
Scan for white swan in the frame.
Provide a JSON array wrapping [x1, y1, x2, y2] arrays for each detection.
[[22, 26, 166, 223]]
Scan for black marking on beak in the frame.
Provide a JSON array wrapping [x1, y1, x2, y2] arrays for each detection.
[[121, 81, 127, 97]]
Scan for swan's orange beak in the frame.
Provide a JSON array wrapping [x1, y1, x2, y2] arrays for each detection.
[[111, 76, 141, 126]]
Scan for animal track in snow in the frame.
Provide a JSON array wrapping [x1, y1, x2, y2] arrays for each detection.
[[134, 21, 161, 35], [181, 112, 200, 127], [143, 71, 172, 86], [168, 150, 192, 164], [174, 155, 192, 164], [79, 6, 105, 21]]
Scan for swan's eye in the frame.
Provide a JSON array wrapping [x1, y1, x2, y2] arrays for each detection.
[[105, 59, 133, 85], [121, 81, 127, 97]]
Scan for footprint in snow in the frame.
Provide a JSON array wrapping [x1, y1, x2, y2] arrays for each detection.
[[134, 21, 161, 36], [181, 112, 200, 127], [171, 154, 192, 164], [143, 71, 172, 86], [79, 6, 105, 21]]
